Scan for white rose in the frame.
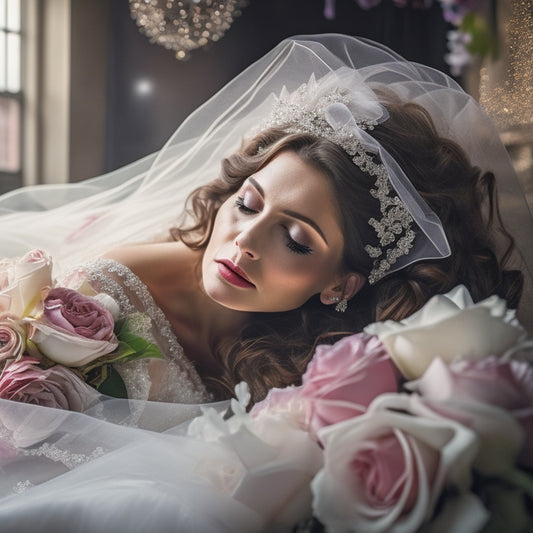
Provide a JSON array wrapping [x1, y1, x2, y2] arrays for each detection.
[[92, 293, 121, 321], [0, 249, 53, 317], [364, 285, 526, 379], [187, 384, 323, 530]]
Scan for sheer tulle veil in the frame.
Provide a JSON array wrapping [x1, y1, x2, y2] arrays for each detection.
[[0, 33, 532, 320], [0, 34, 533, 532], [0, 34, 531, 331]]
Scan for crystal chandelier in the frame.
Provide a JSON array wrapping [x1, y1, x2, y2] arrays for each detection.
[[129, 0, 248, 60]]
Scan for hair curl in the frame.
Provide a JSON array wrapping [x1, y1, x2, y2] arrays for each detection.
[[171, 98, 523, 402]]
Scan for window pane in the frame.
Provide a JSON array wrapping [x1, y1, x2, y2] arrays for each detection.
[[6, 31, 19, 91], [0, 95, 20, 172], [0, 0, 5, 29], [0, 31, 5, 91], [6, 0, 19, 32]]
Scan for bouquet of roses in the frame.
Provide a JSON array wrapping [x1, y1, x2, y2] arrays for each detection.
[[182, 286, 533, 532], [0, 249, 163, 410]]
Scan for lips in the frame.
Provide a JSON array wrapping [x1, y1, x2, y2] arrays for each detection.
[[215, 259, 255, 289]]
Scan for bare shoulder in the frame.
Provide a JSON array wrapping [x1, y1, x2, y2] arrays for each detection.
[[102, 242, 180, 274]]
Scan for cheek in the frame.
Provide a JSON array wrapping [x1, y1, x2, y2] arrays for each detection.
[[205, 207, 235, 250], [263, 253, 337, 290]]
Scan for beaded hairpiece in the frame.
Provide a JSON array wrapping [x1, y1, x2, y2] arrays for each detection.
[[262, 77, 415, 284]]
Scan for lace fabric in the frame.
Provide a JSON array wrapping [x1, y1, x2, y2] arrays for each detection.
[[63, 258, 211, 404]]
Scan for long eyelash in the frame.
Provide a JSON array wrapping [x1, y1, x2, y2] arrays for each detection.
[[234, 196, 256, 214], [235, 197, 312, 255], [286, 237, 312, 255]]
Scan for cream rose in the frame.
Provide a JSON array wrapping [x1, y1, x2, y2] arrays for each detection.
[[364, 285, 526, 379], [0, 249, 53, 317]]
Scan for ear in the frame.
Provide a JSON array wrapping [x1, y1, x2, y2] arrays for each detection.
[[319, 273, 366, 306]]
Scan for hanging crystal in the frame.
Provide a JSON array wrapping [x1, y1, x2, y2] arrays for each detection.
[[129, 0, 248, 60]]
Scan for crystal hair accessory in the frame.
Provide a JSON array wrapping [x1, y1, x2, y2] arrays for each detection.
[[262, 75, 417, 284]]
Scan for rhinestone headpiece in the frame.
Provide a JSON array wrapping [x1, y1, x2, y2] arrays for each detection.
[[262, 76, 415, 284]]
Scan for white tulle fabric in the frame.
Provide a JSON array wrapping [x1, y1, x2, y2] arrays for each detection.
[[0, 34, 532, 531]]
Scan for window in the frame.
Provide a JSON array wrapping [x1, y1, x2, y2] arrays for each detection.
[[0, 0, 21, 193]]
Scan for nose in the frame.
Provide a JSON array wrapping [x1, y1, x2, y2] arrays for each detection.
[[234, 237, 258, 259], [234, 226, 260, 260]]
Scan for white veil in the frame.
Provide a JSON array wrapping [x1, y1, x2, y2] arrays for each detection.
[[0, 34, 533, 288], [0, 34, 531, 330], [0, 34, 532, 531]]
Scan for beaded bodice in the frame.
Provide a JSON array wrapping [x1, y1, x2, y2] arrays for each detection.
[[62, 259, 211, 404]]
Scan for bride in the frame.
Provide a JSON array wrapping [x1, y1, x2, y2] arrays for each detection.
[[0, 34, 532, 531]]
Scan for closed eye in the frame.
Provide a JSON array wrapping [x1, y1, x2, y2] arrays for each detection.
[[235, 196, 257, 215], [286, 236, 312, 255], [236, 195, 313, 255]]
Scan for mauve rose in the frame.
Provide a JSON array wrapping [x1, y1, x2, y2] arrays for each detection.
[[300, 333, 399, 435], [0, 249, 53, 316], [0, 357, 100, 411], [0, 314, 26, 365], [30, 288, 119, 367], [312, 394, 478, 533], [43, 287, 115, 341], [410, 356, 533, 469]]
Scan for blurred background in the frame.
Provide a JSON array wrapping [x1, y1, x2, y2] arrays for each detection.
[[0, 0, 532, 210]]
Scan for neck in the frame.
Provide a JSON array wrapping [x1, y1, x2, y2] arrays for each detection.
[[153, 242, 250, 374]]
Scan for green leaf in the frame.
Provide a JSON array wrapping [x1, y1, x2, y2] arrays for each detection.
[[95, 365, 128, 399], [115, 316, 165, 363]]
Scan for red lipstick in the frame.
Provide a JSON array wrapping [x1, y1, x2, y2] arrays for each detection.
[[215, 259, 255, 288]]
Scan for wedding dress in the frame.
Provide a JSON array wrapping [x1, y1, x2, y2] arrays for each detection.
[[63, 258, 211, 404], [1, 34, 533, 532]]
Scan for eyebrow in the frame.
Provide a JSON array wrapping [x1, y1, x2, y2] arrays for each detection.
[[248, 177, 329, 245]]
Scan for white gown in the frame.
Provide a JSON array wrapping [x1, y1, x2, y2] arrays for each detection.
[[0, 260, 317, 532], [63, 258, 211, 405], [0, 260, 256, 532]]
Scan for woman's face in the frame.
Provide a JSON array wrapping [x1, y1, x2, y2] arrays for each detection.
[[202, 150, 348, 313]]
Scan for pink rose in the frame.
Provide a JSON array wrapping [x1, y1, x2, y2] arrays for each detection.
[[300, 333, 399, 434], [0, 314, 26, 366], [30, 288, 119, 367], [410, 356, 533, 468], [0, 357, 100, 411], [311, 394, 478, 532]]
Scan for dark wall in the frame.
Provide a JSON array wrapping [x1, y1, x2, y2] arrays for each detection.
[[105, 0, 451, 172]]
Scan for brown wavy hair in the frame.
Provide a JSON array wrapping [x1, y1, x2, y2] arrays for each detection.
[[171, 98, 523, 402]]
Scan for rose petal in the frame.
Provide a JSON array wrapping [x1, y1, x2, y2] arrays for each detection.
[[29, 320, 118, 367]]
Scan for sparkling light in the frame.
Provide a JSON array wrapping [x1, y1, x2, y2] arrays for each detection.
[[479, 0, 533, 129], [129, 0, 248, 60]]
